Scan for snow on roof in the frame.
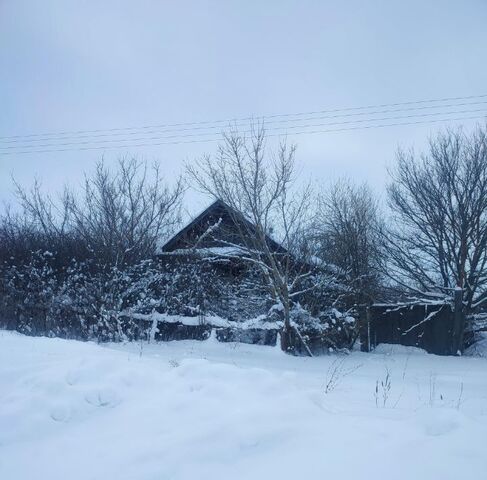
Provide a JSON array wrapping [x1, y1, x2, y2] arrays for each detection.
[[159, 246, 248, 258]]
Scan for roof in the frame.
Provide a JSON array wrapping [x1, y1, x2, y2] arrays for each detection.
[[159, 199, 284, 254]]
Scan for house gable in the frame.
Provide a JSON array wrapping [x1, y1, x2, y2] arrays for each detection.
[[159, 199, 283, 254]]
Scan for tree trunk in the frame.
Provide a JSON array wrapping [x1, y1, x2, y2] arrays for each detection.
[[452, 287, 465, 355], [280, 305, 293, 352], [279, 305, 313, 357]]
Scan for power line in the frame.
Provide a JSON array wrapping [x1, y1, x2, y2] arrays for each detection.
[[1, 93, 486, 141], [1, 113, 484, 156], [1, 107, 486, 152], [3, 99, 487, 145]]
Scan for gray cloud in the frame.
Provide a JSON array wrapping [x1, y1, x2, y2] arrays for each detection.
[[1, 0, 486, 211]]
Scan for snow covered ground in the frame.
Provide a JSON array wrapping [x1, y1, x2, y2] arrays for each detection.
[[1, 331, 486, 480]]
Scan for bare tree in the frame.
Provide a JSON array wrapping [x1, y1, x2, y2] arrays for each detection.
[[9, 179, 83, 264], [13, 158, 185, 265], [313, 179, 383, 305], [68, 158, 184, 265], [385, 125, 487, 311], [187, 126, 325, 353], [13, 178, 72, 241], [0, 207, 37, 263]]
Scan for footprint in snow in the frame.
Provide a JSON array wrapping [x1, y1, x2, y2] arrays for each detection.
[[65, 370, 80, 386], [85, 388, 121, 408], [239, 438, 260, 450], [50, 404, 71, 422]]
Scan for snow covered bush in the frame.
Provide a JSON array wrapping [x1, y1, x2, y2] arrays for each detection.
[[0, 218, 353, 351], [0, 251, 272, 342], [0, 251, 58, 335], [287, 305, 357, 355], [0, 253, 142, 341], [132, 256, 269, 322]]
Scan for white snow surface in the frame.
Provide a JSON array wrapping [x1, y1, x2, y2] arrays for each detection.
[[1, 331, 486, 480]]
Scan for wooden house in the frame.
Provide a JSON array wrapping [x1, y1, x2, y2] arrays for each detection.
[[159, 198, 283, 258], [158, 199, 282, 321]]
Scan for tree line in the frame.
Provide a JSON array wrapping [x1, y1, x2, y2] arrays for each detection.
[[1, 123, 486, 350]]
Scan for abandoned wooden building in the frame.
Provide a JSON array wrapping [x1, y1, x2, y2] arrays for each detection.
[[157, 199, 284, 324], [160, 198, 284, 257], [157, 199, 469, 356]]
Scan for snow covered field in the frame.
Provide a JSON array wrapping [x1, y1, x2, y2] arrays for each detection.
[[1, 331, 486, 480]]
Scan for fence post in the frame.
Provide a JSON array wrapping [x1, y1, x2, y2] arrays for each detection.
[[452, 287, 465, 355], [358, 305, 370, 352]]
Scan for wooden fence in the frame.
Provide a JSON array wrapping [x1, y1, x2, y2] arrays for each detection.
[[358, 290, 465, 356]]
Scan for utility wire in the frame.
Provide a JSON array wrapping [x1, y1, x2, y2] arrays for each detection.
[[2, 99, 487, 145], [1, 93, 486, 141], [1, 113, 485, 156], [2, 107, 486, 152]]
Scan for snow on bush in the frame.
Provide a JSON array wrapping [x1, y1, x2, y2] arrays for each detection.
[[0, 251, 356, 352]]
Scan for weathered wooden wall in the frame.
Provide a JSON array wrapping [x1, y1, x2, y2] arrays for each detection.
[[359, 297, 465, 356]]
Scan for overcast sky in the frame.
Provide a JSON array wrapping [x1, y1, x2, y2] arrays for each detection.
[[1, 0, 487, 214]]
